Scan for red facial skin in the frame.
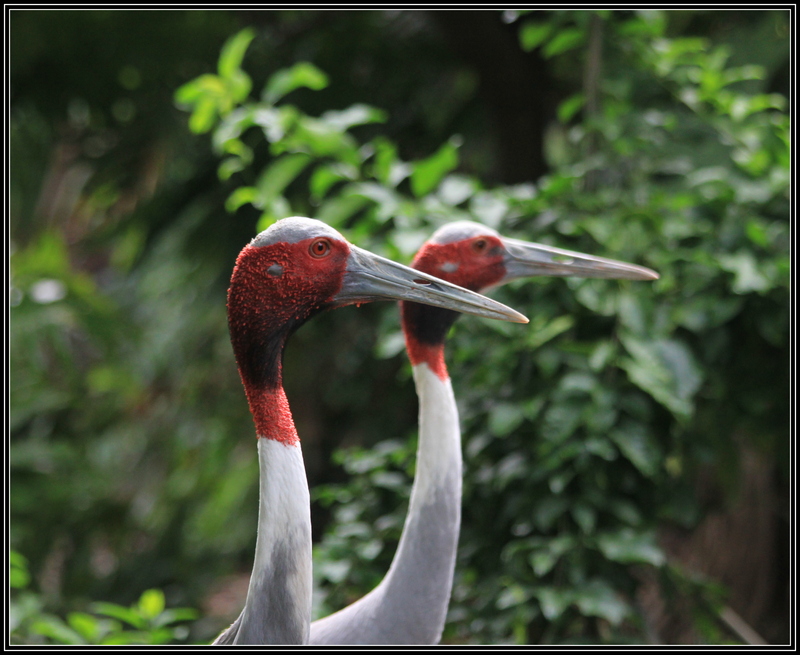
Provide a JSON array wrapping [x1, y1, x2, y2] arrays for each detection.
[[227, 236, 349, 443], [402, 235, 507, 382]]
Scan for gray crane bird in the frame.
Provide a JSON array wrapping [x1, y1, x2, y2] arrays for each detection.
[[212, 217, 527, 644], [309, 221, 658, 644]]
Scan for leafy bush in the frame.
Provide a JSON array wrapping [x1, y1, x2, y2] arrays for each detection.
[[10, 551, 197, 645], [173, 13, 787, 644]]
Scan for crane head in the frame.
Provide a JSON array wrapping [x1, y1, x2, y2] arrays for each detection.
[[411, 220, 659, 292]]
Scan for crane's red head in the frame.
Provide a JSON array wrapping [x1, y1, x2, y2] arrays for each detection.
[[227, 218, 352, 442], [227, 218, 351, 394], [410, 222, 508, 293]]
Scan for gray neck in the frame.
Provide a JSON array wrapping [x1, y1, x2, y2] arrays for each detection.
[[309, 363, 461, 644], [216, 438, 312, 645]]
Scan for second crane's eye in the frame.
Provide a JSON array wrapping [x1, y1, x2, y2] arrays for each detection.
[[472, 238, 488, 253], [309, 239, 331, 258]]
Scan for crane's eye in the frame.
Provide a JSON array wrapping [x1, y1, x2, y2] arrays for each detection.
[[309, 239, 331, 258], [472, 238, 488, 253]]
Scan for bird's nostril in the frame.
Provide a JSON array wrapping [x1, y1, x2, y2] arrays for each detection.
[[413, 278, 432, 285], [552, 255, 573, 264]]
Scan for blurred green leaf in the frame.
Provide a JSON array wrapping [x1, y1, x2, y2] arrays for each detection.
[[574, 579, 630, 625], [217, 28, 256, 79], [595, 528, 665, 566], [30, 616, 86, 645], [410, 137, 461, 197], [263, 62, 329, 104], [608, 420, 661, 477], [533, 586, 573, 621], [557, 93, 585, 123], [66, 612, 103, 642], [519, 21, 552, 51], [138, 589, 165, 620], [718, 251, 771, 294], [496, 583, 534, 609], [152, 608, 200, 628], [488, 403, 524, 437], [90, 602, 146, 630], [255, 153, 313, 204], [320, 104, 387, 131], [620, 335, 703, 423], [542, 27, 585, 58], [225, 186, 259, 213]]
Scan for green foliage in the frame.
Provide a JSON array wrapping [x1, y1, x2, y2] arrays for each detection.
[[10, 551, 197, 645], [10, 10, 787, 646], [168, 15, 787, 643], [174, 28, 256, 133]]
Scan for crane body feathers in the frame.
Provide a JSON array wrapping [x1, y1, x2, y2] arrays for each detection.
[[309, 363, 461, 644], [215, 439, 312, 644]]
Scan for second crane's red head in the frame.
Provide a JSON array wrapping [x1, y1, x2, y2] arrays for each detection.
[[401, 222, 509, 379], [410, 222, 509, 293], [402, 220, 659, 378]]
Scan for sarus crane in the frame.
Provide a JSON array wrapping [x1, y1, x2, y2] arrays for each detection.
[[309, 221, 658, 644], [212, 217, 527, 644]]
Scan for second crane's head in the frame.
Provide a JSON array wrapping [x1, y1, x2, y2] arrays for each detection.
[[401, 221, 658, 376], [227, 217, 527, 391]]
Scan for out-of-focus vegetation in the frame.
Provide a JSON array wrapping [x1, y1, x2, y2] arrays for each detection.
[[11, 550, 197, 644], [10, 9, 789, 645]]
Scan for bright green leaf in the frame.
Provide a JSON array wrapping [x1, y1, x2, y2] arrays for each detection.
[[225, 186, 259, 213], [263, 62, 329, 104], [410, 138, 461, 197], [218, 28, 256, 80], [91, 602, 145, 629], [66, 612, 101, 642], [320, 104, 387, 131], [30, 616, 86, 645], [558, 93, 585, 123], [255, 153, 313, 203], [138, 589, 165, 620], [543, 27, 585, 58], [152, 608, 200, 628], [519, 21, 552, 51]]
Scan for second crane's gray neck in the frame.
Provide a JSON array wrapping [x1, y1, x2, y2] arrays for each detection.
[[233, 438, 312, 644], [309, 363, 462, 644]]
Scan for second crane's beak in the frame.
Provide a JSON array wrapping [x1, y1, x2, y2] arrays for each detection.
[[501, 237, 659, 282], [335, 245, 529, 324]]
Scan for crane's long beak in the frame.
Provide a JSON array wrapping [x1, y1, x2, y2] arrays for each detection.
[[335, 245, 529, 323], [501, 237, 659, 281]]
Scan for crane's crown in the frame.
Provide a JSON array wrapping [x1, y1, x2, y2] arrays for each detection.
[[429, 221, 500, 245], [251, 216, 345, 248]]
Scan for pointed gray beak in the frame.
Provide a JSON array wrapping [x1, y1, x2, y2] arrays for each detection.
[[501, 237, 659, 282], [335, 245, 529, 323]]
